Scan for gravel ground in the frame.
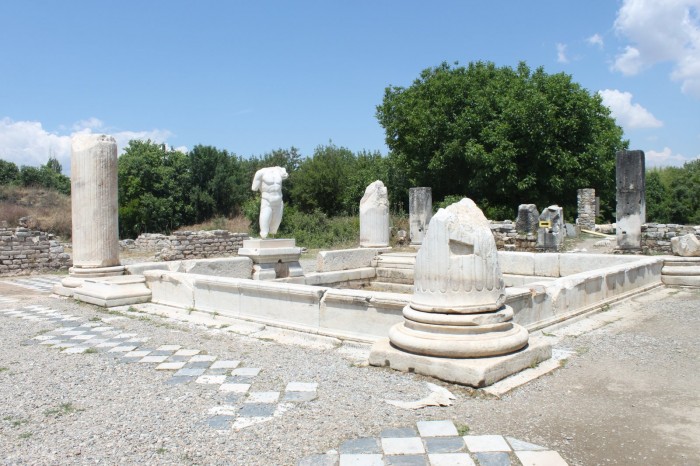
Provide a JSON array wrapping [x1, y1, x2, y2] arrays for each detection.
[[0, 282, 698, 465]]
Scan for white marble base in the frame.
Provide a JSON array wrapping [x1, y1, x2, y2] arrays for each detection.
[[53, 265, 126, 296], [238, 238, 303, 280], [368, 337, 551, 388], [72, 275, 152, 307]]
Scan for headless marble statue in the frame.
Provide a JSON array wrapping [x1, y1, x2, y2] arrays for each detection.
[[252, 166, 288, 238]]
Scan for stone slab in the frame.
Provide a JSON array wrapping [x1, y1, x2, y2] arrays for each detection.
[[369, 338, 551, 388], [242, 238, 296, 249], [316, 248, 390, 272], [72, 275, 152, 307]]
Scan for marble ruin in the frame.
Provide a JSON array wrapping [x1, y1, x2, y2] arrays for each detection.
[[671, 233, 700, 257], [515, 204, 539, 235], [239, 166, 302, 280], [536, 205, 565, 251], [54, 134, 150, 306], [369, 198, 550, 387], [409, 187, 432, 246], [252, 166, 288, 239], [616, 150, 645, 250], [577, 188, 596, 231], [359, 180, 390, 248]]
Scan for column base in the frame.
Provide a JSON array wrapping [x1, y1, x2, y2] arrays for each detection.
[[72, 275, 152, 308], [53, 265, 126, 296], [368, 337, 551, 388]]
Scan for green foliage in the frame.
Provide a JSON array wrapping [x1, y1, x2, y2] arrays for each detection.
[[290, 143, 355, 215], [0, 160, 19, 185], [276, 206, 359, 249], [188, 145, 249, 222], [646, 160, 700, 224], [376, 61, 627, 219], [118, 140, 194, 237], [0, 157, 70, 195]]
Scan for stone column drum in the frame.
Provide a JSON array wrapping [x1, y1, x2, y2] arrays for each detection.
[[71, 134, 121, 268], [577, 188, 596, 231], [369, 198, 550, 387], [409, 187, 432, 246], [360, 180, 390, 248]]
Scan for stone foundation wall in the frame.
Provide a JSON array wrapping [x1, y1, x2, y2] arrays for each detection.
[[0, 227, 71, 274], [642, 224, 700, 254], [490, 221, 537, 252]]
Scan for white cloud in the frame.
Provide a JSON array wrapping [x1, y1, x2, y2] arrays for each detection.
[[0, 117, 176, 175], [556, 43, 569, 63], [587, 33, 605, 48], [646, 146, 698, 167], [598, 89, 663, 129], [613, 0, 700, 96]]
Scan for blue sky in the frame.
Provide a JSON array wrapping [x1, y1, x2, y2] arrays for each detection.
[[1, 0, 698, 174]]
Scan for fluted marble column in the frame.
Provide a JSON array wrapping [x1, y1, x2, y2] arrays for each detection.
[[369, 198, 551, 387], [71, 134, 121, 268], [360, 180, 390, 248]]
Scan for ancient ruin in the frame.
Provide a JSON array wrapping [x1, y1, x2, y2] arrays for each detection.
[[369, 199, 550, 387], [616, 150, 646, 250], [359, 180, 390, 248]]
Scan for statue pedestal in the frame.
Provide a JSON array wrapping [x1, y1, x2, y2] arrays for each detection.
[[369, 337, 551, 388], [238, 238, 303, 280], [72, 275, 152, 307]]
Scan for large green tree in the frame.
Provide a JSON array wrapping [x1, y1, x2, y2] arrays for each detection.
[[118, 140, 194, 237], [376, 61, 627, 219]]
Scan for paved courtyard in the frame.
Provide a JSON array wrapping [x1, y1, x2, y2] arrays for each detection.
[[0, 277, 698, 465]]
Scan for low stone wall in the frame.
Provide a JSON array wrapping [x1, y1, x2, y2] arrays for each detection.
[[490, 221, 537, 252], [0, 227, 71, 274], [119, 231, 250, 261], [155, 230, 249, 261], [642, 224, 700, 254]]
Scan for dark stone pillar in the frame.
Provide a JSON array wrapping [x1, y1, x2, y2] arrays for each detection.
[[616, 150, 645, 250]]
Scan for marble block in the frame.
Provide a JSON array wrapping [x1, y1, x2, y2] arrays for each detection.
[[360, 180, 390, 248]]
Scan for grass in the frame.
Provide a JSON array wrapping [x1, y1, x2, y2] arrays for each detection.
[[3, 416, 28, 427], [0, 185, 72, 238], [0, 367, 9, 373], [44, 402, 81, 417], [456, 424, 470, 435], [84, 348, 98, 354], [19, 432, 33, 439]]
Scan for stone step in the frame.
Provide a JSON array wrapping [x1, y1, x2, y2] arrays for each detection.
[[662, 276, 700, 287], [661, 265, 700, 276], [372, 253, 416, 269], [375, 267, 414, 284], [369, 282, 413, 294]]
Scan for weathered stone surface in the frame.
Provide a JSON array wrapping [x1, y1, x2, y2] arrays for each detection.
[[316, 248, 389, 272], [70, 134, 121, 267], [515, 204, 539, 234], [371, 198, 547, 386], [616, 150, 645, 250], [360, 180, 390, 248], [577, 188, 596, 230], [671, 233, 700, 257], [537, 205, 565, 251], [409, 187, 432, 245]]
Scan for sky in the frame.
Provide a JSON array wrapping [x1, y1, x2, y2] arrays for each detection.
[[1, 0, 698, 175]]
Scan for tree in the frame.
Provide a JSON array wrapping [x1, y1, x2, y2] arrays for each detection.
[[118, 140, 194, 237], [290, 143, 355, 216], [376, 61, 628, 219], [188, 145, 249, 222], [0, 160, 19, 185]]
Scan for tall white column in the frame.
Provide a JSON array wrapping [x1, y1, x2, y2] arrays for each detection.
[[71, 134, 121, 267]]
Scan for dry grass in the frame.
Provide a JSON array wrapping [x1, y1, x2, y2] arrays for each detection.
[[175, 215, 250, 233], [0, 186, 72, 238]]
